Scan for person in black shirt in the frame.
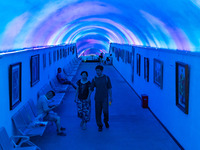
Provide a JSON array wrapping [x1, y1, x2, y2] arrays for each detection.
[[89, 65, 112, 132], [75, 71, 91, 130]]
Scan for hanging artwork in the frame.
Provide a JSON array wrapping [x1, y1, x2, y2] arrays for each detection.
[[131, 47, 135, 82], [49, 52, 52, 65], [128, 52, 132, 64], [176, 62, 189, 114], [57, 50, 59, 60], [144, 57, 149, 82], [153, 59, 163, 89], [53, 51, 56, 62], [136, 53, 141, 76], [60, 49, 62, 59], [43, 53, 46, 68], [31, 54, 40, 87], [9, 62, 22, 110]]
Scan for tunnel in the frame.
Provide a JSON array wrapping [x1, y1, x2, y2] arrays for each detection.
[[0, 0, 200, 149]]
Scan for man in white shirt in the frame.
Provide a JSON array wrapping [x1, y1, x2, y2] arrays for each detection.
[[37, 91, 66, 136]]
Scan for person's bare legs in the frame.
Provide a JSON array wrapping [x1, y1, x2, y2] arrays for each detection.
[[55, 116, 61, 133]]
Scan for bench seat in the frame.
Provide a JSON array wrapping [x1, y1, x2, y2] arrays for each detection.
[[0, 127, 40, 150], [12, 100, 48, 137]]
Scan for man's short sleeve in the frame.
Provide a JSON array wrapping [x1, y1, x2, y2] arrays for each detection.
[[107, 76, 112, 89]]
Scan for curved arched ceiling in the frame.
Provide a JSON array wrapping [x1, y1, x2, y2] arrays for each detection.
[[0, 0, 200, 56]]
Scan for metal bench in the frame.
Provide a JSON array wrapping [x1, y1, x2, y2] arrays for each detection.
[[50, 77, 69, 91], [38, 84, 65, 106], [12, 100, 48, 137], [63, 65, 77, 76], [0, 127, 40, 150]]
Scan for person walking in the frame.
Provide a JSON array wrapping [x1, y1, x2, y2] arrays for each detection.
[[75, 71, 91, 130], [89, 65, 112, 132]]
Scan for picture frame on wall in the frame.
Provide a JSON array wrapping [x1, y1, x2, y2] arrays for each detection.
[[9, 62, 22, 110], [72, 46, 75, 54], [176, 62, 189, 114], [57, 50, 59, 61], [125, 51, 128, 64], [153, 59, 163, 89], [31, 54, 40, 87], [53, 51, 56, 62], [63, 48, 65, 58], [121, 49, 125, 62], [60, 49, 62, 59], [43, 53, 46, 69], [116, 49, 119, 62], [49, 52, 52, 65], [131, 47, 135, 82], [128, 52, 132, 64], [136, 53, 141, 76], [144, 57, 149, 82]]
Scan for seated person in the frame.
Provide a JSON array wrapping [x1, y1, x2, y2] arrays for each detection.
[[106, 57, 110, 64], [37, 90, 66, 136], [57, 67, 77, 89]]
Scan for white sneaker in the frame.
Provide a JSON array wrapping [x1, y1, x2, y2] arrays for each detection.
[[80, 121, 84, 127], [82, 122, 87, 130]]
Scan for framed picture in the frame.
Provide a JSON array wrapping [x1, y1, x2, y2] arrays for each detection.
[[136, 53, 141, 76], [176, 62, 189, 114], [65, 48, 68, 57], [125, 51, 128, 64], [121, 50, 125, 62], [115, 49, 119, 62], [62, 48, 65, 58], [49, 52, 52, 65], [53, 51, 56, 62], [128, 52, 132, 64], [144, 57, 149, 82], [131, 47, 135, 82], [57, 50, 59, 60], [43, 53, 46, 68], [72, 47, 75, 54], [9, 62, 22, 110], [153, 59, 163, 89], [60, 49, 62, 59], [31, 54, 40, 87]]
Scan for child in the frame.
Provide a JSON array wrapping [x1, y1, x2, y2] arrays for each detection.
[[75, 71, 91, 130]]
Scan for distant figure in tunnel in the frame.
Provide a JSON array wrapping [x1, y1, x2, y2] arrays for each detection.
[[89, 65, 112, 132], [37, 91, 66, 136], [99, 52, 103, 64], [57, 67, 77, 89], [75, 71, 91, 130]]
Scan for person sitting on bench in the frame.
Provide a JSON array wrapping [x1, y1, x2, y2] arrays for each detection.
[[57, 67, 77, 89], [37, 90, 66, 136]]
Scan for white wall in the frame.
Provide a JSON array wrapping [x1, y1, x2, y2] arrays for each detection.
[[110, 43, 200, 150], [0, 44, 77, 136]]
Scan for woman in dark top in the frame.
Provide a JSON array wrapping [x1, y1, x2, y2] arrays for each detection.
[[75, 71, 91, 130]]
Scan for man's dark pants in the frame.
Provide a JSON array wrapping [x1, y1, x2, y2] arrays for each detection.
[[95, 99, 109, 127]]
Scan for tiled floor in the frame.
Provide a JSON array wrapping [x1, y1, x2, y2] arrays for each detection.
[[31, 62, 181, 150]]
